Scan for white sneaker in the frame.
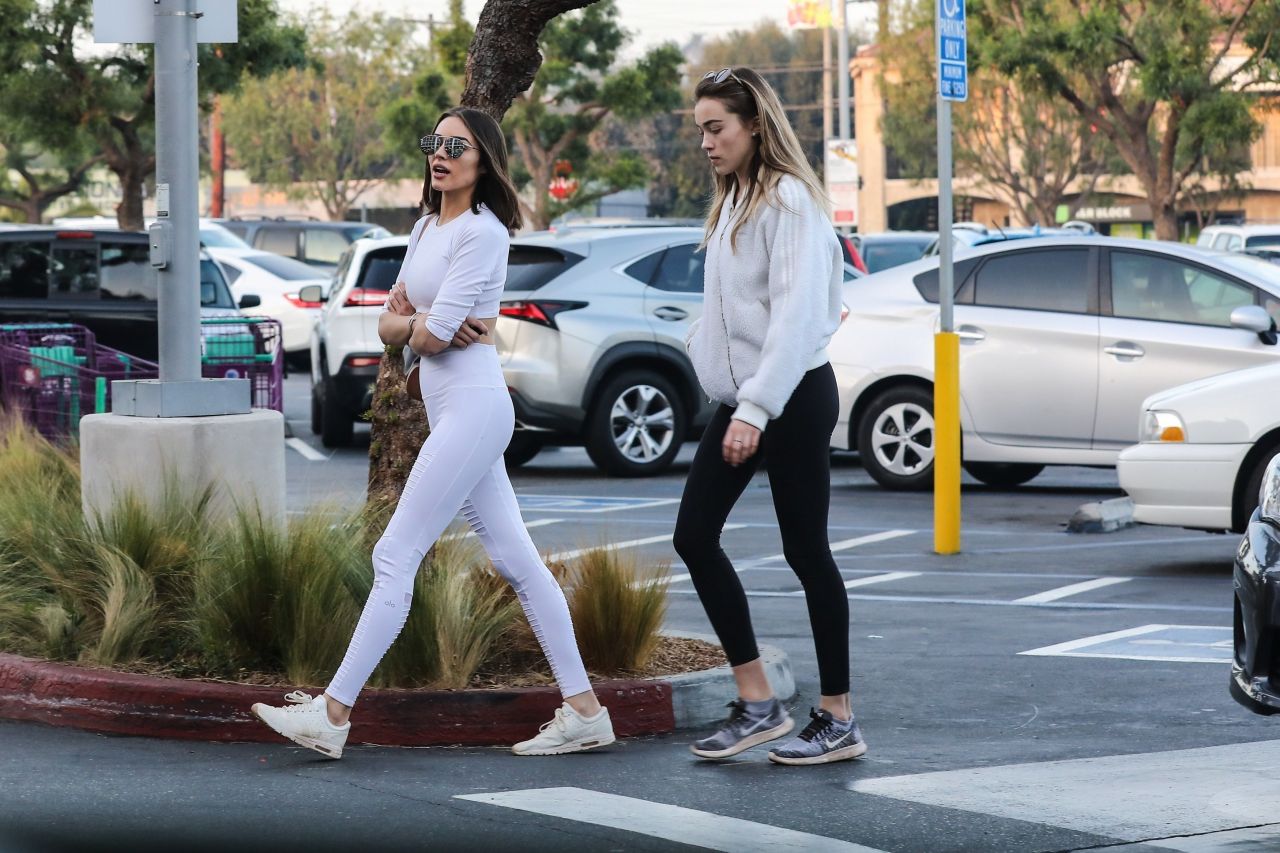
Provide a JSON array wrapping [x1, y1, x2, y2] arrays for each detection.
[[251, 691, 350, 759], [512, 703, 616, 756]]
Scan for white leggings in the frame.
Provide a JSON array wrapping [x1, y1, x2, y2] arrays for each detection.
[[326, 344, 592, 706]]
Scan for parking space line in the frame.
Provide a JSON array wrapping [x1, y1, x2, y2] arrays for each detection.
[[1013, 576, 1132, 604], [760, 529, 914, 563], [838, 571, 921, 592], [1019, 624, 1231, 663], [455, 787, 886, 852], [285, 438, 327, 461], [665, 588, 1227, 613], [517, 495, 681, 514], [545, 524, 746, 564]]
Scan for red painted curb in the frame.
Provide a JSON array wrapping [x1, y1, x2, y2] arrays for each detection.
[[0, 654, 675, 746]]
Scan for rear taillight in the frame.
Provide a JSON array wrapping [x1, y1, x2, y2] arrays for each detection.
[[498, 300, 587, 329], [54, 231, 95, 240], [842, 236, 867, 273], [344, 355, 382, 368], [285, 292, 323, 309], [344, 288, 388, 307]]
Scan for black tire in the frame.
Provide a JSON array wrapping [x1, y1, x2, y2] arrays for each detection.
[[504, 432, 544, 468], [1237, 445, 1280, 531], [1229, 675, 1279, 716], [963, 462, 1044, 488], [319, 377, 354, 447], [584, 370, 686, 477], [857, 385, 935, 491], [310, 382, 323, 436]]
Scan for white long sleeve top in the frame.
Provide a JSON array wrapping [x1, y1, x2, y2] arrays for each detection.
[[396, 206, 509, 343], [684, 175, 844, 431]]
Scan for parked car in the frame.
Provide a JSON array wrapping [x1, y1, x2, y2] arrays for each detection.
[[1196, 223, 1280, 255], [0, 227, 249, 361], [1118, 358, 1280, 533], [830, 237, 1280, 490], [52, 216, 253, 251], [849, 231, 936, 273], [305, 226, 861, 474], [923, 224, 1094, 257], [213, 218, 392, 276], [206, 249, 328, 356], [1231, 453, 1280, 716]]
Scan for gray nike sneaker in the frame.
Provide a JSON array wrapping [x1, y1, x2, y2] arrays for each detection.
[[690, 699, 794, 760], [767, 707, 867, 766]]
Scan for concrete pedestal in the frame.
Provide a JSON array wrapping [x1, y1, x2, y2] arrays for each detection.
[[80, 411, 286, 527]]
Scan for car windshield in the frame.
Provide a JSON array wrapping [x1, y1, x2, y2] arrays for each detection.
[[199, 226, 253, 249], [1245, 235, 1280, 249], [864, 238, 933, 273], [200, 258, 236, 308], [345, 224, 392, 241], [242, 253, 325, 281]]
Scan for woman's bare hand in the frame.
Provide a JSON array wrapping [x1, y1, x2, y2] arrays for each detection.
[[387, 282, 414, 316], [722, 419, 761, 466], [450, 317, 489, 349]]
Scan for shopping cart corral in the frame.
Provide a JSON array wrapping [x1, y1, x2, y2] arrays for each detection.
[[0, 324, 159, 441], [200, 317, 284, 412]]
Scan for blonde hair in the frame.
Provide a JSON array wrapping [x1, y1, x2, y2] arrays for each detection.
[[694, 67, 830, 251]]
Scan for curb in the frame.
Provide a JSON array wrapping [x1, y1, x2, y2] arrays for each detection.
[[0, 642, 794, 746], [1067, 496, 1136, 534]]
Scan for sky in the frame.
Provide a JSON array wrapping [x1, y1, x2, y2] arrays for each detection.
[[275, 0, 880, 58]]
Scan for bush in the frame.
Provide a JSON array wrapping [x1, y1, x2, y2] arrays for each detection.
[[0, 421, 674, 688]]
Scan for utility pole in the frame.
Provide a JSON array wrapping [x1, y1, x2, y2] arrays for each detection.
[[835, 0, 851, 140], [823, 23, 833, 141]]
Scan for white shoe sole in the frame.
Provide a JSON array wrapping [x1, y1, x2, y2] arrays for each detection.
[[511, 731, 616, 756], [690, 716, 795, 760], [767, 740, 868, 766], [251, 703, 345, 760]]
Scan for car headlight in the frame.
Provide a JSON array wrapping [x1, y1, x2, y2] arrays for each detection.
[[1141, 410, 1186, 443], [1260, 454, 1280, 525]]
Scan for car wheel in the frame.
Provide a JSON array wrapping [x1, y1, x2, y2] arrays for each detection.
[[319, 378, 354, 447], [585, 370, 686, 477], [858, 385, 935, 491], [1238, 444, 1280, 529], [963, 462, 1044, 488], [310, 382, 323, 436], [504, 432, 544, 468], [1229, 675, 1279, 716]]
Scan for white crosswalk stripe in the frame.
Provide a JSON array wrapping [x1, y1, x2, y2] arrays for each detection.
[[456, 787, 888, 852]]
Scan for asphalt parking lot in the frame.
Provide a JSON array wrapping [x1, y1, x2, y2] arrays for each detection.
[[2, 373, 1276, 853]]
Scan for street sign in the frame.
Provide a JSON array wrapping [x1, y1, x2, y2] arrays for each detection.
[[937, 0, 968, 102], [93, 0, 238, 44], [824, 139, 859, 227]]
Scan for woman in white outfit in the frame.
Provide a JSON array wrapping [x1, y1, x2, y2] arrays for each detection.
[[252, 108, 615, 759]]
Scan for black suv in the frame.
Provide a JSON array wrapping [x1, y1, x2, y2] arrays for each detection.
[[0, 228, 249, 361], [214, 218, 391, 275]]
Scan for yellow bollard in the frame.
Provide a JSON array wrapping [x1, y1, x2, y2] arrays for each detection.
[[934, 332, 961, 554]]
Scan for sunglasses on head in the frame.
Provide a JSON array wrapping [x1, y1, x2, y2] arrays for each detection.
[[419, 134, 476, 159], [703, 68, 739, 85]]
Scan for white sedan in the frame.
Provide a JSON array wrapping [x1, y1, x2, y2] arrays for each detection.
[[1118, 360, 1280, 533], [830, 237, 1280, 489], [207, 248, 329, 355]]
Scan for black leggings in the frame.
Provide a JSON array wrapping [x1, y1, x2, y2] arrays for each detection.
[[673, 364, 849, 697]]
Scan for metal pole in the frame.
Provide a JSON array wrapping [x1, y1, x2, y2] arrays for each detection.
[[937, 96, 954, 333], [822, 23, 833, 141], [154, 0, 201, 384], [934, 85, 961, 554], [836, 0, 851, 140]]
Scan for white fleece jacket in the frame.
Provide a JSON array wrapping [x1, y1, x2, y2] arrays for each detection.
[[684, 175, 843, 431]]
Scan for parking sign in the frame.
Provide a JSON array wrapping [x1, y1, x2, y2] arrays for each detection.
[[937, 0, 967, 102]]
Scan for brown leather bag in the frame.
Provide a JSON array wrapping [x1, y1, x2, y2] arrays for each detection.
[[404, 349, 422, 402]]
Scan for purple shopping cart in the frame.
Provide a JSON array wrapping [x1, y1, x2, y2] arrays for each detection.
[[0, 323, 159, 441], [200, 317, 284, 412]]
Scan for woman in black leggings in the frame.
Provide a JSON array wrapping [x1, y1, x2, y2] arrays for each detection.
[[677, 66, 866, 766]]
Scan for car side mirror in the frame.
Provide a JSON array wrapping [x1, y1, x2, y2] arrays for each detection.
[[1230, 305, 1278, 345], [238, 294, 261, 309], [298, 284, 326, 304]]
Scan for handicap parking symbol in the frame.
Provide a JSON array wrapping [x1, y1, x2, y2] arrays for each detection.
[[515, 494, 679, 514]]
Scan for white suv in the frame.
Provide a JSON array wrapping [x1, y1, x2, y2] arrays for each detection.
[[1196, 223, 1280, 256]]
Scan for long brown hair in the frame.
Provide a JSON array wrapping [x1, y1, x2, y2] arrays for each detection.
[[694, 67, 829, 250], [421, 107, 523, 234]]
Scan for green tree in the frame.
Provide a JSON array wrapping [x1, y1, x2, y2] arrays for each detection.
[[879, 0, 1109, 226], [503, 1, 683, 230], [434, 0, 475, 78], [0, 120, 101, 224], [0, 0, 307, 229], [979, 0, 1280, 240], [222, 12, 448, 222]]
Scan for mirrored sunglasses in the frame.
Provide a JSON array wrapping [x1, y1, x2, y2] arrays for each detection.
[[419, 134, 476, 159], [703, 68, 738, 85]]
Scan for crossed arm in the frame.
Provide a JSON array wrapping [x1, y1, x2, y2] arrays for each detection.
[[377, 281, 489, 355]]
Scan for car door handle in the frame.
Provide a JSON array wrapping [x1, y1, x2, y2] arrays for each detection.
[[1104, 341, 1145, 359], [957, 324, 985, 342], [653, 306, 688, 322]]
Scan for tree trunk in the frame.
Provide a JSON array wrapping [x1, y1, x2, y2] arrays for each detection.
[[366, 0, 599, 506], [115, 167, 147, 231], [1152, 203, 1180, 242], [366, 346, 429, 511]]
